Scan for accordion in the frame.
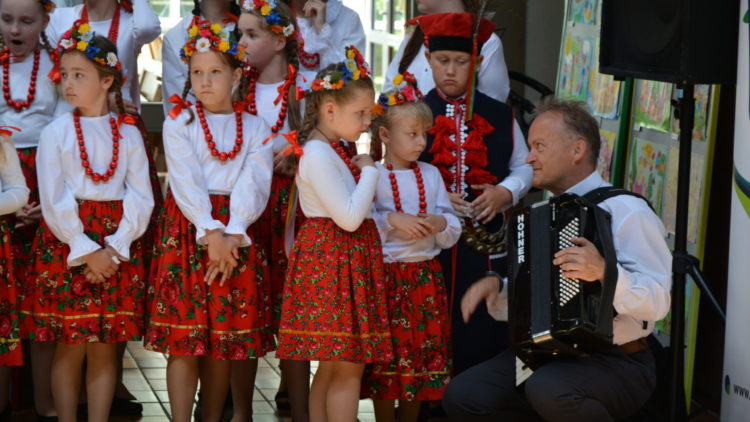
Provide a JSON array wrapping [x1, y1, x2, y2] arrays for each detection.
[[507, 193, 618, 369]]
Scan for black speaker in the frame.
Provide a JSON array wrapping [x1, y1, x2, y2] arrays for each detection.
[[599, 0, 739, 84]]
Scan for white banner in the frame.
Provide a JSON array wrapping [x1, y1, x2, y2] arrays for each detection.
[[721, 3, 750, 421]]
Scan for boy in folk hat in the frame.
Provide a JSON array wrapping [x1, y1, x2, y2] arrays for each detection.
[[413, 12, 533, 374]]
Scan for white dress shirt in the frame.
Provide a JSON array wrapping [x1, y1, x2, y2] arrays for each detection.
[[295, 140, 378, 232], [0, 138, 30, 215], [296, 0, 366, 73], [372, 161, 461, 263], [489, 171, 673, 345], [36, 113, 155, 266], [383, 31, 510, 103], [161, 16, 236, 115], [163, 106, 273, 246], [47, 0, 161, 109], [0, 51, 70, 149]]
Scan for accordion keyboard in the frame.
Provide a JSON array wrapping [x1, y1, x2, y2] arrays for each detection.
[[558, 218, 581, 307]]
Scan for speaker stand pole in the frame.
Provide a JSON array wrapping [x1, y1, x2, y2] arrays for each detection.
[[669, 82, 693, 422]]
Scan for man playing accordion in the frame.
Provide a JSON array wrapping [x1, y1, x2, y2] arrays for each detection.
[[443, 98, 672, 422]]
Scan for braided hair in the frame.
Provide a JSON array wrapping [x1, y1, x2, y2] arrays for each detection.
[[297, 63, 374, 146]]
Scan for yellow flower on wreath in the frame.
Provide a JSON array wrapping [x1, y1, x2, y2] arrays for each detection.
[[210, 23, 223, 34], [78, 23, 91, 33], [219, 40, 230, 52], [76, 40, 89, 51], [189, 25, 199, 37]]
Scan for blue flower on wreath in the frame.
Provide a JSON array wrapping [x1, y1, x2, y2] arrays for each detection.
[[340, 64, 353, 82], [267, 11, 282, 25]]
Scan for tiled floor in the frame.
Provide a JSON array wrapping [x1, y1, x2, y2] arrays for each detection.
[[15, 341, 378, 422]]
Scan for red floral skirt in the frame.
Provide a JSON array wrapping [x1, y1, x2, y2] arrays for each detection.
[[0, 216, 22, 365], [20, 200, 146, 344], [276, 218, 393, 363], [145, 193, 274, 360], [362, 258, 452, 401], [254, 174, 306, 330], [11, 147, 39, 288], [134, 115, 163, 268]]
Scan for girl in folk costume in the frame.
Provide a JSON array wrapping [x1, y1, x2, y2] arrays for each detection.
[[282, 0, 365, 72], [414, 13, 532, 374], [362, 73, 461, 422], [0, 0, 68, 418], [382, 0, 510, 102], [162, 0, 243, 113], [0, 128, 30, 420], [45, 0, 162, 413], [22, 22, 154, 422], [236, 1, 312, 419], [145, 18, 274, 422], [276, 46, 393, 422]]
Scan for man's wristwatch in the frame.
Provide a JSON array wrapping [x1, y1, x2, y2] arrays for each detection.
[[485, 270, 503, 293]]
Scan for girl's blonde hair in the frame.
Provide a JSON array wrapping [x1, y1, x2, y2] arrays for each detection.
[[370, 101, 433, 161]]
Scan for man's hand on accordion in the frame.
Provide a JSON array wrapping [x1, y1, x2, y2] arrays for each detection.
[[553, 236, 606, 282]]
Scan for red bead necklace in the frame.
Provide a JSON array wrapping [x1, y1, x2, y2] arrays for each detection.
[[246, 69, 294, 133], [2, 49, 40, 112], [195, 101, 244, 162], [386, 162, 426, 214], [81, 2, 121, 43], [74, 110, 120, 183], [298, 40, 320, 69], [331, 141, 360, 182]]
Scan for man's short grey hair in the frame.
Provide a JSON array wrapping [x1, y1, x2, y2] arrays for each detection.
[[533, 97, 601, 167]]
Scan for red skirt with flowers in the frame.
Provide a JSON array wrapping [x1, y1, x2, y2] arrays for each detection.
[[362, 258, 452, 401], [20, 200, 146, 344], [134, 115, 164, 268], [0, 216, 23, 365], [254, 174, 306, 330], [11, 147, 39, 289], [276, 218, 393, 363], [145, 193, 274, 360]]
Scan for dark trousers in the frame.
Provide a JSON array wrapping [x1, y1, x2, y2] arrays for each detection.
[[443, 348, 656, 422], [440, 245, 509, 374]]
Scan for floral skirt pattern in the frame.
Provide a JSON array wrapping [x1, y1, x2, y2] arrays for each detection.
[[134, 114, 164, 269], [145, 193, 274, 360], [276, 218, 393, 363], [254, 174, 306, 331], [0, 216, 22, 365], [11, 147, 39, 289], [20, 200, 146, 344], [362, 259, 452, 401]]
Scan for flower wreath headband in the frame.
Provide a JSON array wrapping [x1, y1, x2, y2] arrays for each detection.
[[180, 17, 245, 63], [241, 0, 296, 38], [38, 0, 56, 13], [372, 72, 423, 116], [49, 21, 123, 83], [309, 46, 370, 91]]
